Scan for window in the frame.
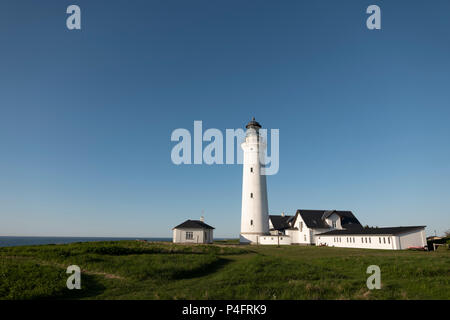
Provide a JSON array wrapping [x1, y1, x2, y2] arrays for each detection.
[[383, 237, 386, 244], [353, 237, 355, 243], [300, 222, 303, 232], [204, 231, 208, 241], [250, 167, 253, 173], [369, 238, 371, 243], [304, 234, 307, 241], [388, 237, 391, 244], [332, 221, 337, 228], [379, 237, 381, 243], [250, 193, 253, 198], [250, 220, 253, 226], [186, 231, 193, 240]]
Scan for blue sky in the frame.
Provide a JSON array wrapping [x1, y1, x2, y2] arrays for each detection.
[[0, 1, 449, 237]]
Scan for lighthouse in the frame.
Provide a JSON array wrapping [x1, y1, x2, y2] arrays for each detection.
[[240, 118, 270, 244]]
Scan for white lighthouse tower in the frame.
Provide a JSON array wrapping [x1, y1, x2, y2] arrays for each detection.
[[240, 117, 269, 244]]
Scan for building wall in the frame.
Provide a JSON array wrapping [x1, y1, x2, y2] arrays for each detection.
[[311, 228, 330, 244], [398, 229, 426, 249], [173, 228, 213, 244], [325, 213, 341, 229], [316, 229, 426, 250], [285, 228, 300, 243], [258, 235, 291, 245], [317, 234, 397, 249], [290, 215, 330, 244], [291, 215, 312, 244]]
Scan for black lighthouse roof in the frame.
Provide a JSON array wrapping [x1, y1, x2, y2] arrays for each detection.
[[245, 117, 262, 129]]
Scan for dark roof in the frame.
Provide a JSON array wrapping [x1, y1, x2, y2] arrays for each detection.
[[296, 209, 362, 229], [296, 210, 329, 229], [245, 117, 262, 129], [317, 226, 425, 236], [173, 220, 215, 230], [335, 211, 362, 229], [321, 210, 336, 220], [269, 215, 293, 230]]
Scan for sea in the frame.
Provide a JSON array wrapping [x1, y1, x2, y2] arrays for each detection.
[[0, 236, 172, 247]]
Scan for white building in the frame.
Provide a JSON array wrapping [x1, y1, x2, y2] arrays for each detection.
[[271, 210, 363, 245], [240, 118, 270, 244], [316, 226, 427, 250], [266, 209, 426, 250], [172, 219, 214, 244], [235, 117, 427, 250]]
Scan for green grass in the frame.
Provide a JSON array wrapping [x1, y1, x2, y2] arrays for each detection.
[[0, 241, 448, 300]]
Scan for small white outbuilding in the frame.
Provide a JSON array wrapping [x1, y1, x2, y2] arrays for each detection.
[[172, 219, 214, 244]]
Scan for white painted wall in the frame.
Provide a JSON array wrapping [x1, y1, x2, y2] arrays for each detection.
[[173, 228, 213, 244], [317, 235, 395, 249], [240, 126, 269, 244], [285, 228, 299, 243], [289, 215, 329, 245], [258, 235, 291, 245], [397, 229, 427, 249], [325, 213, 341, 229], [311, 228, 330, 244], [316, 229, 426, 250], [290, 215, 309, 244]]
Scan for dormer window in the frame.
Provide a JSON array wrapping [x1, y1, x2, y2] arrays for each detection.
[[332, 221, 337, 228]]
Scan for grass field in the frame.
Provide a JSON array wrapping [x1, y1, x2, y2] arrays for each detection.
[[0, 240, 449, 300]]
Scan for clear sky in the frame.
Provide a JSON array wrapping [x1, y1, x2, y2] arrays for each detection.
[[1, 1, 449, 238]]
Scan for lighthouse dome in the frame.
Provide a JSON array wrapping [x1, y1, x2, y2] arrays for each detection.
[[245, 117, 262, 129]]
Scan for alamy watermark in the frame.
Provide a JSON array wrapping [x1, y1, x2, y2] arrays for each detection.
[[170, 121, 279, 175], [66, 265, 81, 290], [64, 4, 380, 31], [366, 265, 381, 290]]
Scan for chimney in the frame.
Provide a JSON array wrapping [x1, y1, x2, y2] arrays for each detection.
[[200, 216, 205, 222], [281, 212, 285, 217]]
